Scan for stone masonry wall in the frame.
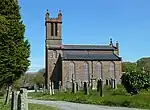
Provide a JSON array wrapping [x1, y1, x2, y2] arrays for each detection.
[[62, 60, 122, 88]]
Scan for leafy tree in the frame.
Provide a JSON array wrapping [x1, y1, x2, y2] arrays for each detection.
[[122, 62, 137, 72], [137, 57, 150, 74], [33, 68, 45, 87], [121, 70, 150, 95], [0, 0, 30, 88]]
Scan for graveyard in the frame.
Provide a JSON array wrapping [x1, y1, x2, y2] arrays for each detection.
[[1, 0, 150, 110], [28, 81, 150, 109]]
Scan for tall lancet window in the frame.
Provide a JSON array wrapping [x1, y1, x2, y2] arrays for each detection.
[[97, 62, 102, 80], [53, 50, 57, 58], [68, 62, 75, 81], [109, 62, 115, 79], [83, 62, 89, 82]]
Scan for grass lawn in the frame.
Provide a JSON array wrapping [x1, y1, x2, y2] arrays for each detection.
[[0, 98, 57, 110], [28, 85, 150, 109]]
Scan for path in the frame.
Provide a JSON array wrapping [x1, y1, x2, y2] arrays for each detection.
[[29, 99, 144, 110]]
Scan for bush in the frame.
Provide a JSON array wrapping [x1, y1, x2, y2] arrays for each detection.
[[121, 71, 150, 95]]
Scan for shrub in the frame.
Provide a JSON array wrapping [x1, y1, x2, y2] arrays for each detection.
[[121, 71, 150, 95]]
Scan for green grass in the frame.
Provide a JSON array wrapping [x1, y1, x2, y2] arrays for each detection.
[[28, 85, 150, 109], [0, 99, 57, 110]]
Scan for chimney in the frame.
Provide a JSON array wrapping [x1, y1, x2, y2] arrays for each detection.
[[109, 38, 113, 47], [116, 41, 119, 55]]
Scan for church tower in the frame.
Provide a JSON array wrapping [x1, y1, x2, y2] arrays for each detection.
[[45, 9, 62, 46], [45, 10, 62, 87]]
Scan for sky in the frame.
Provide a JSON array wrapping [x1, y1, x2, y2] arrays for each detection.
[[19, 0, 150, 72]]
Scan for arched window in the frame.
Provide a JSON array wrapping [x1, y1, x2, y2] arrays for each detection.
[[109, 62, 115, 79], [68, 62, 75, 81], [97, 62, 102, 79], [53, 50, 57, 58], [83, 62, 89, 82]]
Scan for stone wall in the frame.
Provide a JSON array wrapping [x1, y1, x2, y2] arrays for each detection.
[[62, 60, 122, 89]]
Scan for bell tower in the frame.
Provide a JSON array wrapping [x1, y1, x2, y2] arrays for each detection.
[[45, 9, 62, 47], [45, 10, 63, 87]]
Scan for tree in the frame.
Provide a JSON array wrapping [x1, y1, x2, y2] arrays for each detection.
[[0, 0, 30, 88], [121, 70, 150, 95], [137, 57, 150, 74], [122, 62, 137, 72], [33, 68, 45, 87]]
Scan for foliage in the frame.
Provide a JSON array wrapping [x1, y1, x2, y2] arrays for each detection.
[[33, 68, 45, 87], [122, 62, 137, 72], [121, 71, 150, 95], [12, 68, 45, 90], [12, 75, 26, 90], [28, 85, 150, 109], [0, 0, 30, 88], [137, 57, 150, 74]]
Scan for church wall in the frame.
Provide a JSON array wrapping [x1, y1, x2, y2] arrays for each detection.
[[61, 60, 122, 88], [47, 49, 63, 88]]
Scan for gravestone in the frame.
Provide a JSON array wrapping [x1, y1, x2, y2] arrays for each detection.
[[5, 86, 12, 105], [97, 80, 100, 92], [11, 91, 18, 110], [42, 84, 44, 93], [17, 88, 28, 110], [110, 78, 114, 89], [114, 79, 117, 89], [84, 82, 89, 95], [99, 79, 104, 97], [51, 82, 55, 95], [109, 79, 111, 86], [43, 85, 46, 94], [72, 82, 76, 93], [81, 81, 83, 90], [91, 77, 96, 90], [34, 84, 37, 93], [48, 83, 52, 95], [106, 79, 109, 86], [59, 81, 62, 92], [76, 82, 79, 91]]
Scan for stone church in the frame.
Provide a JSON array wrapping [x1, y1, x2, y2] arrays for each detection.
[[45, 10, 122, 89]]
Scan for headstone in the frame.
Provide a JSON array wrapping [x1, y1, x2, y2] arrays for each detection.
[[84, 82, 89, 95], [114, 79, 117, 89], [41, 84, 44, 93], [48, 83, 52, 95], [43, 85, 46, 94], [110, 78, 114, 88], [81, 81, 83, 90], [5, 86, 12, 105], [34, 84, 37, 93], [59, 81, 62, 92], [11, 91, 18, 110], [91, 78, 96, 90], [106, 79, 109, 86], [99, 79, 104, 97], [72, 82, 76, 93], [109, 79, 111, 86], [17, 88, 28, 110], [51, 82, 55, 95], [97, 80, 100, 92], [76, 82, 79, 91]]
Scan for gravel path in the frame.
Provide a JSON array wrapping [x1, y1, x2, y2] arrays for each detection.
[[29, 99, 144, 110]]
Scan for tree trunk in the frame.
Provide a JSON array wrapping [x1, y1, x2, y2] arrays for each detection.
[[4, 85, 12, 105]]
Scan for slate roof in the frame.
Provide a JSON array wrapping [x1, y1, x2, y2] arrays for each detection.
[[62, 45, 116, 50], [62, 50, 121, 61]]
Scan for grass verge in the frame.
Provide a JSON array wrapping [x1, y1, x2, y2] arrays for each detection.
[[28, 85, 150, 109], [0, 99, 57, 110]]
